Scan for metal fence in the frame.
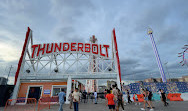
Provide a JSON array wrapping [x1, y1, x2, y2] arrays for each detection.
[[4, 98, 37, 111]]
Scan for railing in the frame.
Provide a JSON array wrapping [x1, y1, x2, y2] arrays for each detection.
[[38, 96, 59, 111]]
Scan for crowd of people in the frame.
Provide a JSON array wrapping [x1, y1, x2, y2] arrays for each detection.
[[105, 85, 125, 111], [57, 85, 169, 111], [140, 88, 169, 111]]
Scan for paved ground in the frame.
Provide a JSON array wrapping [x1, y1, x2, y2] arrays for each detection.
[[1, 99, 188, 111]]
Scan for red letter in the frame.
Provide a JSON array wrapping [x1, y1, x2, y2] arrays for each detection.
[[77, 43, 83, 52], [31, 44, 38, 58], [85, 43, 90, 52], [103, 45, 109, 57], [100, 44, 105, 57], [71, 43, 77, 51], [92, 44, 98, 54], [46, 43, 54, 54], [54, 43, 62, 52], [63, 43, 69, 51], [37, 44, 46, 56]]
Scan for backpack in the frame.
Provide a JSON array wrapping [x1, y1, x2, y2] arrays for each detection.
[[118, 93, 123, 101], [149, 91, 153, 97]]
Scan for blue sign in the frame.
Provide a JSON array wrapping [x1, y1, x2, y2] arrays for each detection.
[[44, 89, 51, 94]]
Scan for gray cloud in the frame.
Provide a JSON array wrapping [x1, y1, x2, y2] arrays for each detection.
[[0, 0, 188, 82], [120, 58, 139, 66]]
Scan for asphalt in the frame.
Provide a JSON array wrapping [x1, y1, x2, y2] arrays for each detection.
[[1, 99, 188, 111]]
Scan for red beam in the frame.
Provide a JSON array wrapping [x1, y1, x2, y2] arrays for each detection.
[[14, 27, 31, 85], [113, 29, 121, 82]]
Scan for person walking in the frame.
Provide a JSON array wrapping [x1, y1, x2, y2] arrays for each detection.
[[82, 90, 87, 103], [148, 91, 154, 108], [86, 92, 88, 103], [58, 89, 66, 111], [94, 90, 98, 104], [112, 85, 118, 110], [106, 90, 115, 111], [68, 91, 73, 109], [90, 93, 94, 102], [140, 89, 153, 111], [158, 89, 162, 98], [80, 91, 83, 103], [72, 88, 80, 111], [127, 90, 132, 104], [104, 89, 107, 98], [161, 89, 169, 106], [117, 89, 125, 111], [112, 85, 118, 99]]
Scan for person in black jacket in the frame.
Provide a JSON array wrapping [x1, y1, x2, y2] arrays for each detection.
[[147, 91, 154, 108], [127, 90, 132, 104], [161, 89, 169, 106], [82, 90, 87, 103]]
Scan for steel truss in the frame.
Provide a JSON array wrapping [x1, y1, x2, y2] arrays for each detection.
[[22, 52, 117, 79], [12, 27, 121, 104]]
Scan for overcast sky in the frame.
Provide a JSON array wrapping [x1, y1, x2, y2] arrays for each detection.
[[0, 0, 188, 84]]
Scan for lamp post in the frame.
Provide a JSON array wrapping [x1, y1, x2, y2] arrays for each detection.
[[6, 65, 13, 85], [164, 62, 171, 82], [147, 28, 167, 82]]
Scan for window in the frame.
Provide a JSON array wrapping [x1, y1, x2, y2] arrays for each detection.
[[52, 86, 67, 96]]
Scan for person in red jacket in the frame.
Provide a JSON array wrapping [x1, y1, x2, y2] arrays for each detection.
[[106, 89, 116, 111]]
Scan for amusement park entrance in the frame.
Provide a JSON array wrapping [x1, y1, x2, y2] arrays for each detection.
[[11, 27, 122, 104]]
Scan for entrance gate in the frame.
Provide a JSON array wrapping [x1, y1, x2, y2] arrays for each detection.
[[11, 27, 122, 103]]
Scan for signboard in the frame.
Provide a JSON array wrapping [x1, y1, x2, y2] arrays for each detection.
[[43, 89, 51, 94], [31, 42, 110, 59]]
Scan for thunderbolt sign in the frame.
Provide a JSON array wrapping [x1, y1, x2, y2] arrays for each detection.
[[31, 42, 110, 59]]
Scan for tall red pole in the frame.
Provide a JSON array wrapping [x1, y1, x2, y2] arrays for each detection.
[[113, 29, 121, 82], [14, 27, 31, 85]]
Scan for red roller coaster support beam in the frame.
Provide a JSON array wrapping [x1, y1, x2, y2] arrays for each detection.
[[14, 27, 31, 85], [113, 28, 121, 82]]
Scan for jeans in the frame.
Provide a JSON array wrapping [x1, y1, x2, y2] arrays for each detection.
[[73, 102, 79, 111], [95, 97, 97, 103], [58, 102, 64, 111]]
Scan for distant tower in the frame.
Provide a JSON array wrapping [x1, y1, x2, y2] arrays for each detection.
[[86, 35, 98, 92], [147, 28, 167, 82]]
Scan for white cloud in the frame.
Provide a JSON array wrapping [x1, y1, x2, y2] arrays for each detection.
[[0, 42, 20, 61]]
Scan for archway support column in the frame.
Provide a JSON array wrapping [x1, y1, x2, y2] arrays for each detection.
[[65, 76, 72, 104]]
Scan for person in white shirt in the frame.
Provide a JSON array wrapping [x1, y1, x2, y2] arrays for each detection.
[[94, 90, 97, 104], [112, 85, 118, 110], [72, 88, 80, 111]]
